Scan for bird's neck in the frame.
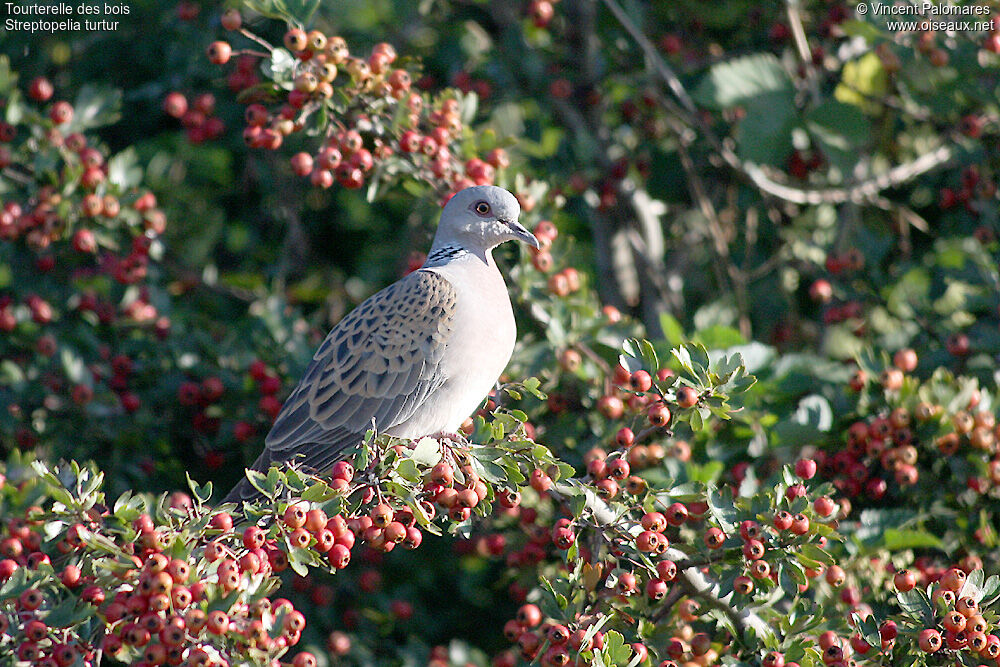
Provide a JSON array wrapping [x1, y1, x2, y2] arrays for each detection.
[[424, 242, 493, 269]]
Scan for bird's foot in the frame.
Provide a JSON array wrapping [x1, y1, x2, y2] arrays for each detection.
[[430, 430, 469, 445]]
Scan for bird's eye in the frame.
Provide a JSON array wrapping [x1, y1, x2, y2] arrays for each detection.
[[474, 201, 491, 216]]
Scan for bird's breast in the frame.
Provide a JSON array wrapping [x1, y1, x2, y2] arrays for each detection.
[[393, 259, 515, 435]]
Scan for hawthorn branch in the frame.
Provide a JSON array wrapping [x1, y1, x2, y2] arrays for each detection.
[[554, 482, 772, 641]]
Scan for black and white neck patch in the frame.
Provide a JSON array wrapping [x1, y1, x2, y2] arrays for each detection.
[[424, 244, 468, 267]]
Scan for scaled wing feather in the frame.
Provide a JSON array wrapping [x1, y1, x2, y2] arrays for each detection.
[[262, 270, 456, 472]]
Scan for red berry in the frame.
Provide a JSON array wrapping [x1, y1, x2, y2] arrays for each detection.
[[284, 28, 308, 52], [72, 228, 97, 253], [530, 1, 555, 29], [291, 152, 314, 177], [646, 578, 668, 600], [629, 370, 652, 392], [163, 92, 188, 118], [220, 8, 242, 30], [813, 496, 836, 517], [516, 604, 542, 628], [615, 427, 634, 447], [893, 569, 916, 592], [50, 101, 73, 125], [647, 403, 671, 427], [918, 628, 941, 653], [795, 458, 817, 480], [790, 513, 810, 535], [704, 527, 725, 549], [206, 41, 232, 65], [762, 652, 784, 667], [675, 386, 698, 409], [29, 77, 54, 102]]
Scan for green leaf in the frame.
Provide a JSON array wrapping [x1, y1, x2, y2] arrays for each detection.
[[0, 56, 17, 96], [706, 483, 739, 532], [639, 339, 659, 373], [853, 613, 881, 650], [601, 630, 632, 666], [246, 469, 271, 497], [410, 437, 441, 466], [108, 148, 143, 189], [805, 100, 871, 174], [285, 0, 320, 24], [798, 544, 835, 566], [834, 52, 888, 114], [264, 48, 297, 81], [287, 547, 311, 577], [882, 529, 943, 550], [689, 343, 711, 374], [70, 84, 122, 130], [522, 376, 546, 399], [0, 566, 29, 600], [736, 93, 796, 165], [687, 461, 724, 484], [395, 459, 422, 483], [779, 563, 799, 598], [659, 313, 685, 346], [979, 575, 1000, 606], [693, 53, 793, 108], [840, 19, 885, 41], [897, 588, 934, 624], [963, 567, 984, 599], [186, 473, 212, 505], [672, 346, 694, 374], [301, 481, 336, 502], [48, 485, 75, 508], [266, 466, 284, 493], [44, 599, 96, 627]]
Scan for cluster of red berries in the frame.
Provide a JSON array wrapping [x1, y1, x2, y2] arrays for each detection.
[[823, 350, 998, 499], [0, 76, 167, 311], [590, 364, 704, 437], [501, 603, 608, 667], [172, 359, 288, 463], [0, 476, 355, 667], [450, 69, 494, 100], [0, 490, 311, 666], [97, 552, 312, 666], [619, 91, 671, 144], [906, 567, 998, 659], [420, 458, 499, 524], [787, 149, 825, 180], [583, 446, 659, 500], [206, 15, 545, 204], [161, 91, 226, 144], [528, 221, 584, 299], [939, 165, 997, 229]]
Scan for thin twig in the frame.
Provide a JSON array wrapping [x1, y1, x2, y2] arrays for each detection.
[[239, 27, 275, 52], [786, 0, 820, 104]]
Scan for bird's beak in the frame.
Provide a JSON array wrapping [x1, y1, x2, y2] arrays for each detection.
[[503, 219, 540, 249]]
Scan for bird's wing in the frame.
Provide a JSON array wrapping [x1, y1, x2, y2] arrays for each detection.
[[262, 269, 457, 474]]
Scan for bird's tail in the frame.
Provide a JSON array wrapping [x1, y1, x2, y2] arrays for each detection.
[[221, 448, 273, 505]]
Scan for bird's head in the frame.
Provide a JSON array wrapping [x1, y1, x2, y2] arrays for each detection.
[[432, 185, 539, 253]]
